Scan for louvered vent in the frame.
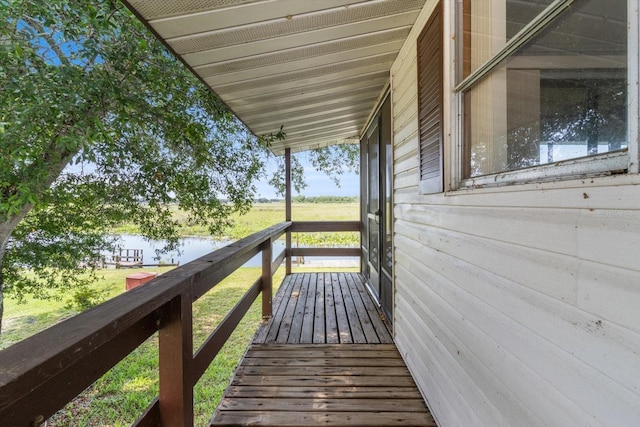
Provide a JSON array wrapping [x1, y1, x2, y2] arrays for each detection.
[[215, 52, 397, 95], [196, 28, 410, 77], [127, 0, 255, 19], [169, 0, 425, 54], [124, 0, 429, 154]]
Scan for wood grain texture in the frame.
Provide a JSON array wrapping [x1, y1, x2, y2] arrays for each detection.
[[254, 273, 392, 345], [211, 344, 435, 426], [210, 274, 431, 426]]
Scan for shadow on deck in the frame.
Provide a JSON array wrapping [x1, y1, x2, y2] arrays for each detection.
[[211, 272, 436, 426]]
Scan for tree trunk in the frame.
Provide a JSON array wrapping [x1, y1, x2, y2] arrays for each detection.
[[0, 206, 33, 335], [0, 263, 3, 337], [0, 149, 75, 335]]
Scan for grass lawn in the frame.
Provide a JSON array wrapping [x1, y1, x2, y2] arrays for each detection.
[[112, 202, 360, 245], [226, 202, 360, 239], [0, 267, 177, 350]]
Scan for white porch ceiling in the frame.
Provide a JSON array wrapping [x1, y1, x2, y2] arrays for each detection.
[[124, 0, 427, 154]]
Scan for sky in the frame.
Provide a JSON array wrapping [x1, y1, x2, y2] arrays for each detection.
[[64, 152, 360, 200], [254, 155, 360, 199]]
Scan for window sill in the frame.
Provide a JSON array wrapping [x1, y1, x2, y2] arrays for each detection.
[[459, 150, 629, 190]]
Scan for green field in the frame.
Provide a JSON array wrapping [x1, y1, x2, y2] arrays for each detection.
[[1, 201, 361, 426], [112, 202, 360, 246]]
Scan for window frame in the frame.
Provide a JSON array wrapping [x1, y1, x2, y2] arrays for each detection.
[[454, 0, 639, 189]]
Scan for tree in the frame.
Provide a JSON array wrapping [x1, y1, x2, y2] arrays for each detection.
[[0, 0, 283, 333], [0, 0, 359, 334], [268, 145, 360, 197]]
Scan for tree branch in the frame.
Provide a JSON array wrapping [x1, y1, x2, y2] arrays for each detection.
[[22, 16, 72, 67]]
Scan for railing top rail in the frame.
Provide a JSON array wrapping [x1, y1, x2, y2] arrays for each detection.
[[0, 221, 291, 410]]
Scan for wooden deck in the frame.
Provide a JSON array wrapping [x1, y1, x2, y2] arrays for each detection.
[[211, 273, 436, 426], [255, 272, 393, 344]]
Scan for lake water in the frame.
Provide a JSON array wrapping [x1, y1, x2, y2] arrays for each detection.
[[107, 235, 358, 268], [107, 234, 285, 267]]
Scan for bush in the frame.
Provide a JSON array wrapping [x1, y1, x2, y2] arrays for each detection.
[[65, 287, 106, 311]]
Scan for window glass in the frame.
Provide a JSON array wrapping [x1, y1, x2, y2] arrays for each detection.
[[464, 0, 627, 178], [463, 0, 554, 78]]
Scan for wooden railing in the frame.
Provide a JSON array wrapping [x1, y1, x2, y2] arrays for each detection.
[[290, 220, 361, 258], [0, 220, 360, 426]]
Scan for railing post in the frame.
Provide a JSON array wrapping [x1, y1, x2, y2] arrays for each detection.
[[158, 293, 193, 427], [262, 239, 273, 319], [285, 147, 292, 275]]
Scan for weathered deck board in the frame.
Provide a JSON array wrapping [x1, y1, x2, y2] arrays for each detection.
[[274, 274, 303, 343], [300, 273, 317, 343], [211, 343, 435, 426], [312, 273, 326, 343], [332, 273, 352, 343], [218, 397, 428, 412], [211, 411, 434, 426], [255, 272, 392, 344], [287, 273, 310, 343], [210, 273, 434, 427], [222, 386, 424, 399], [255, 274, 294, 343], [347, 273, 395, 344], [324, 273, 339, 343], [338, 273, 366, 343]]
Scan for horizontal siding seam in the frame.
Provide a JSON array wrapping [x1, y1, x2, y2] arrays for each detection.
[[401, 193, 640, 210], [394, 211, 640, 275], [394, 216, 575, 260], [395, 261, 612, 427], [395, 264, 556, 426], [392, 75, 417, 112], [395, 235, 640, 400], [393, 212, 637, 271], [393, 93, 418, 127], [393, 130, 418, 151], [444, 178, 640, 206], [394, 308, 479, 427]]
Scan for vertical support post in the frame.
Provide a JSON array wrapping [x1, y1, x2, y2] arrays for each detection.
[[158, 293, 193, 427], [359, 137, 367, 275], [285, 147, 292, 275], [628, 0, 640, 173], [262, 239, 273, 319]]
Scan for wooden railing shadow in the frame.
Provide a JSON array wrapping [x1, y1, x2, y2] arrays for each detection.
[[0, 220, 360, 426]]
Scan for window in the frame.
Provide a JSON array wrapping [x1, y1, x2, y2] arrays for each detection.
[[459, 0, 628, 182], [417, 1, 443, 194]]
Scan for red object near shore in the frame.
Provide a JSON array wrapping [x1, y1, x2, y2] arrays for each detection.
[[125, 272, 157, 290]]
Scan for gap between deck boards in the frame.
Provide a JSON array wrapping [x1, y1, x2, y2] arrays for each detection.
[[211, 343, 436, 426], [253, 272, 393, 345]]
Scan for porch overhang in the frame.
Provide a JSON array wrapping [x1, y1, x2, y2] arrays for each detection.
[[123, 0, 427, 155]]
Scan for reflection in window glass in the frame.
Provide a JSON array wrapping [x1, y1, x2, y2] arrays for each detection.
[[539, 77, 626, 163], [463, 0, 554, 78], [464, 0, 627, 178]]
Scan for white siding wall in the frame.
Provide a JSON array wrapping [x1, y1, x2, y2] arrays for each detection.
[[391, 2, 640, 426]]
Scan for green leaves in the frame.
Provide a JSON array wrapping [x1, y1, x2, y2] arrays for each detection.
[[0, 0, 266, 310], [0, 0, 359, 322], [308, 145, 360, 186]]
